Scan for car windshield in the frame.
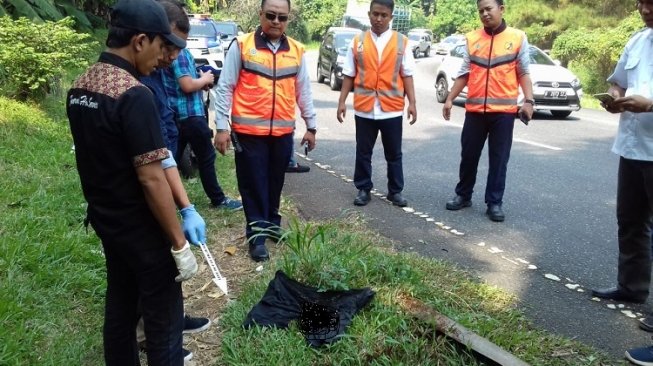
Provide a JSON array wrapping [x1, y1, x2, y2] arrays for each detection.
[[214, 23, 237, 35], [189, 22, 216, 38], [408, 34, 421, 41], [335, 34, 356, 49], [528, 47, 555, 66]]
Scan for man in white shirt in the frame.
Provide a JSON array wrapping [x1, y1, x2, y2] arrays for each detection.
[[589, 2, 653, 363], [336, 0, 417, 208]]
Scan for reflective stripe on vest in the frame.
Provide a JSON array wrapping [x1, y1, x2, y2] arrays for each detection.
[[353, 31, 406, 113], [231, 33, 303, 136], [465, 27, 524, 114]]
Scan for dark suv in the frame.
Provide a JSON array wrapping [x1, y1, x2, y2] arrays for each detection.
[[317, 27, 361, 91]]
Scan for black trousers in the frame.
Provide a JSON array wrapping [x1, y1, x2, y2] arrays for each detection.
[[176, 116, 226, 206], [100, 228, 184, 366], [235, 133, 293, 246], [354, 115, 404, 195], [617, 157, 653, 298], [455, 112, 515, 205]]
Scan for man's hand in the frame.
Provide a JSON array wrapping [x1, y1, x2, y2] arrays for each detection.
[[337, 101, 347, 123], [179, 204, 206, 245], [602, 87, 625, 113], [213, 130, 231, 155], [300, 131, 316, 152], [442, 99, 453, 121], [407, 104, 417, 125], [198, 70, 214, 89], [613, 95, 653, 114], [518, 102, 534, 121], [171, 241, 198, 282]]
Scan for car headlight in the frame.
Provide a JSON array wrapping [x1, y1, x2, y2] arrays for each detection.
[[208, 46, 222, 54], [571, 78, 581, 90]]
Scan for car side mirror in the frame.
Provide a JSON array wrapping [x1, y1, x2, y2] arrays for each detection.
[[553, 59, 561, 66], [325, 44, 333, 50], [220, 34, 229, 39]]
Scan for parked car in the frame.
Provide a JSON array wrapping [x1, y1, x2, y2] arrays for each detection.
[[213, 20, 244, 56], [434, 43, 583, 118], [407, 32, 431, 58], [317, 27, 362, 91], [434, 34, 465, 55], [408, 28, 434, 39], [187, 15, 224, 70]]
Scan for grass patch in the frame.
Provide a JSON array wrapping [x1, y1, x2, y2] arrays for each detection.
[[219, 217, 619, 365]]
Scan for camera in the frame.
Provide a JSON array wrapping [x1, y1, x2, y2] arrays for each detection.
[[196, 65, 221, 88]]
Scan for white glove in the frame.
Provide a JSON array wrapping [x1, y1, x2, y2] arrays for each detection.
[[171, 241, 198, 282]]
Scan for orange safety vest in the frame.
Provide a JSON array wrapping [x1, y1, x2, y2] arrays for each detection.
[[352, 30, 407, 113], [231, 31, 304, 136], [465, 26, 525, 114]]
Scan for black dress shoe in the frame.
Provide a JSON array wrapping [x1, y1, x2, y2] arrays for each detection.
[[486, 204, 505, 222], [446, 195, 472, 210], [249, 244, 269, 262], [639, 316, 653, 332], [591, 287, 646, 304], [353, 189, 371, 206], [387, 192, 407, 207]]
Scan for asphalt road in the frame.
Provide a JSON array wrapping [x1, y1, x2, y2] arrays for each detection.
[[280, 50, 651, 360]]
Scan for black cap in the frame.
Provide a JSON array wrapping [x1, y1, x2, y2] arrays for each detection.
[[110, 0, 186, 49]]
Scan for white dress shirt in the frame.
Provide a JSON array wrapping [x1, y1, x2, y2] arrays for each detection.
[[607, 27, 653, 161], [342, 28, 415, 120]]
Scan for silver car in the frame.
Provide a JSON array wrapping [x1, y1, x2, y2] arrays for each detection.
[[434, 43, 583, 118]]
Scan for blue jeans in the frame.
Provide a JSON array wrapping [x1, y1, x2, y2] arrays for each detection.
[[354, 115, 404, 194], [235, 133, 293, 246], [176, 116, 225, 206], [455, 112, 515, 205]]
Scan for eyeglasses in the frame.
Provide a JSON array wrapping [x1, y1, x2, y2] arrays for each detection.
[[264, 12, 289, 22]]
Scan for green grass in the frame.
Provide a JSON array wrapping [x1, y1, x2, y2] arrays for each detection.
[[218, 217, 621, 365]]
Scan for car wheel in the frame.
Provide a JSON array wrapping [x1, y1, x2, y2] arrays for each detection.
[[435, 76, 449, 103], [550, 110, 572, 119], [317, 63, 325, 83], [329, 69, 341, 91], [423, 46, 430, 57], [413, 48, 419, 59]]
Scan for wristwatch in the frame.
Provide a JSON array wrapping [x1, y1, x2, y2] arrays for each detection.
[[523, 99, 535, 106], [307, 128, 317, 134]]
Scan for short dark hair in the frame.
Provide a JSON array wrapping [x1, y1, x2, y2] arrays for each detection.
[[370, 0, 394, 13], [158, 0, 190, 34], [106, 26, 157, 48], [477, 0, 504, 5], [261, 0, 291, 11]]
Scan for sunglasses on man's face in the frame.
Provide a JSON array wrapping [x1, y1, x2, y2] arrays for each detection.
[[264, 12, 289, 22]]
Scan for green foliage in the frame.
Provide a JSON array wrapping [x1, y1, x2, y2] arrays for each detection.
[[551, 11, 644, 94], [0, 0, 98, 30], [299, 0, 347, 41], [431, 0, 477, 39], [0, 16, 97, 101]]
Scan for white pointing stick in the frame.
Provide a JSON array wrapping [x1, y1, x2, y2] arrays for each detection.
[[199, 243, 228, 296]]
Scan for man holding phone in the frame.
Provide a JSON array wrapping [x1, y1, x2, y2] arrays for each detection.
[[589, 1, 653, 363]]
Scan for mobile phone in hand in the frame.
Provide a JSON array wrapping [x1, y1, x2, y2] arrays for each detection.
[[593, 93, 615, 105]]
